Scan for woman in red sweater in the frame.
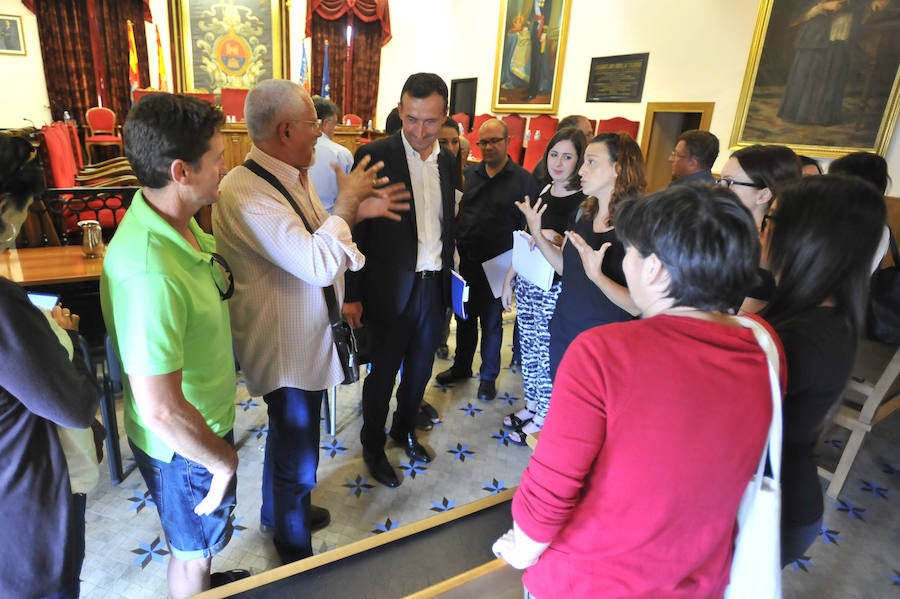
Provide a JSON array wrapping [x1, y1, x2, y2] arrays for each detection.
[[494, 183, 778, 598]]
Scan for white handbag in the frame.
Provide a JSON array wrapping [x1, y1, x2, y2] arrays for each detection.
[[725, 317, 783, 599]]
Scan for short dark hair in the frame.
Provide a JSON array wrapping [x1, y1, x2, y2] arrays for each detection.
[[124, 93, 224, 189], [542, 127, 586, 191], [399, 73, 449, 112], [763, 175, 886, 336], [677, 130, 719, 170], [828, 151, 889, 194], [0, 134, 45, 211], [730, 144, 802, 201], [313, 95, 338, 121], [385, 107, 401, 135], [615, 182, 760, 312], [799, 155, 823, 174]]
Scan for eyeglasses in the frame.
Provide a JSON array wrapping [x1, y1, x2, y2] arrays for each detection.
[[209, 252, 234, 300], [715, 177, 765, 190], [290, 118, 322, 131], [476, 137, 508, 148]]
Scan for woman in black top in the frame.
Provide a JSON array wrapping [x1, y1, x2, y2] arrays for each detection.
[[761, 175, 886, 566]]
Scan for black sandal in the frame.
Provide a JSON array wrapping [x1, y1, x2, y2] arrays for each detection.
[[503, 407, 535, 429]]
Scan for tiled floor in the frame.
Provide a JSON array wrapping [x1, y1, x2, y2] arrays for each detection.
[[78, 319, 900, 598]]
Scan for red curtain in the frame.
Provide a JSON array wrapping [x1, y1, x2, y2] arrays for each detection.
[[31, 0, 149, 125], [308, 1, 389, 126], [306, 0, 391, 45]]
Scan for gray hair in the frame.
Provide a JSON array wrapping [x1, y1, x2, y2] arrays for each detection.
[[245, 79, 305, 143]]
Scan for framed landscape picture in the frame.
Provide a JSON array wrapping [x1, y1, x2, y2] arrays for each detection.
[[168, 0, 289, 94], [491, 0, 571, 114], [730, 0, 900, 157]]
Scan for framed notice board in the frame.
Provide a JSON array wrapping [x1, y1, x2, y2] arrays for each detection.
[[586, 53, 649, 103]]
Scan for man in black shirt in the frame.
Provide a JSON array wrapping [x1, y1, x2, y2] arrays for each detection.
[[436, 119, 538, 400]]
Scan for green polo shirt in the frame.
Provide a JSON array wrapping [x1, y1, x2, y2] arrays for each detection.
[[100, 190, 235, 462]]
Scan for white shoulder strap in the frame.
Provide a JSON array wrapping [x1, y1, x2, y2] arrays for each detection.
[[736, 316, 783, 482]]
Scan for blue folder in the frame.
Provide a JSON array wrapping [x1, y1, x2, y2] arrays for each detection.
[[451, 270, 469, 320]]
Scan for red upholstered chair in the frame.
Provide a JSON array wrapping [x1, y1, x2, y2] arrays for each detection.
[[588, 119, 597, 136], [84, 107, 124, 164], [595, 116, 640, 140], [451, 112, 471, 132], [471, 113, 493, 134], [502, 114, 526, 165], [344, 113, 363, 126], [522, 115, 558, 172], [220, 88, 249, 121]]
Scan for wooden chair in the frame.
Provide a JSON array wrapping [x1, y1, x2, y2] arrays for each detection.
[[817, 340, 900, 498], [221, 87, 249, 121], [501, 114, 526, 165], [84, 107, 124, 163], [595, 116, 640, 140], [522, 115, 558, 172], [451, 112, 471, 132]]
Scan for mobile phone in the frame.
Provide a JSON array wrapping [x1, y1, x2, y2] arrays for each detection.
[[27, 292, 60, 311]]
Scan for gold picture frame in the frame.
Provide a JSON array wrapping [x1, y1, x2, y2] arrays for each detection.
[[491, 0, 571, 114], [731, 0, 900, 157], [0, 14, 26, 56], [168, 0, 289, 95]]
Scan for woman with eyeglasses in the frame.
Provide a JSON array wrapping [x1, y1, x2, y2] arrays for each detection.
[[760, 175, 885, 566], [0, 135, 100, 598], [500, 126, 587, 444], [717, 144, 802, 312]]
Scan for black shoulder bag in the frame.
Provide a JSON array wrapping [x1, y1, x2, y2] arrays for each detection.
[[243, 159, 360, 384]]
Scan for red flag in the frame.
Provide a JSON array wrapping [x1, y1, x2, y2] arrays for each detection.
[[127, 20, 139, 99], [155, 24, 167, 90]]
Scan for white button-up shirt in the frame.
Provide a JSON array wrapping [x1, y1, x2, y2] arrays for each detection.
[[401, 132, 443, 272]]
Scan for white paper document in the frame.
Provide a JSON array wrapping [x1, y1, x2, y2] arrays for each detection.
[[481, 249, 513, 299], [512, 231, 555, 291]]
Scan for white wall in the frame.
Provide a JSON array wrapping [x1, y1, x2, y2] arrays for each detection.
[[5, 0, 899, 194], [0, 0, 50, 128]]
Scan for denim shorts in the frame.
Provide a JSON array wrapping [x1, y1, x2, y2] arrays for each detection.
[[129, 431, 236, 561]]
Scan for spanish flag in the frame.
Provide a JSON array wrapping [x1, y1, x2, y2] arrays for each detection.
[[155, 24, 167, 91], [127, 20, 139, 99]]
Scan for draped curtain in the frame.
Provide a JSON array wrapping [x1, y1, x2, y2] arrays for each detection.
[[307, 0, 391, 125], [29, 0, 149, 126]]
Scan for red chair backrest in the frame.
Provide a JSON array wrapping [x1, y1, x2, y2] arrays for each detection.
[[522, 115, 558, 172], [221, 88, 249, 121], [86, 107, 117, 135], [502, 114, 526, 165], [451, 112, 471, 132], [595, 117, 640, 140], [132, 89, 161, 105], [65, 121, 85, 170], [471, 113, 493, 134], [344, 113, 363, 126], [41, 123, 78, 188]]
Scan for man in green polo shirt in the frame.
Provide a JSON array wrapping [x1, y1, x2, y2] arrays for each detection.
[[100, 93, 240, 599]]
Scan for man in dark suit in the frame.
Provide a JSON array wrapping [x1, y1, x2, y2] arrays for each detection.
[[343, 73, 456, 488]]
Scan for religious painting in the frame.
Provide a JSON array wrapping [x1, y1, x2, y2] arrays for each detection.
[[492, 0, 571, 114], [168, 0, 289, 94], [731, 0, 900, 157], [0, 15, 26, 56]]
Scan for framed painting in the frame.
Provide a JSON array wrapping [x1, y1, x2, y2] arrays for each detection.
[[168, 0, 289, 95], [731, 0, 900, 157], [492, 0, 571, 114], [0, 15, 26, 56]]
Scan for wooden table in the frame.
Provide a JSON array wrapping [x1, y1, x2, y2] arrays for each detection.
[[0, 245, 103, 285], [1, 245, 124, 484]]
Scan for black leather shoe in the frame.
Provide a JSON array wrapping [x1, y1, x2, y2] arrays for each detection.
[[310, 505, 330, 532], [435, 366, 472, 385], [477, 379, 497, 401], [363, 450, 400, 488], [415, 409, 434, 431], [210, 569, 251, 588], [435, 344, 450, 360], [389, 430, 434, 463], [421, 401, 440, 423]]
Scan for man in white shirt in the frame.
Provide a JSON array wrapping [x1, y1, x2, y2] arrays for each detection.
[[309, 97, 353, 213], [213, 79, 408, 564]]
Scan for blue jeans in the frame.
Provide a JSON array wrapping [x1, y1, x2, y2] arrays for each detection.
[[130, 432, 236, 561], [261, 387, 324, 564]]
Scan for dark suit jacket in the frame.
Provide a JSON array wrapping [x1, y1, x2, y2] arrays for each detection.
[[345, 132, 456, 322]]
